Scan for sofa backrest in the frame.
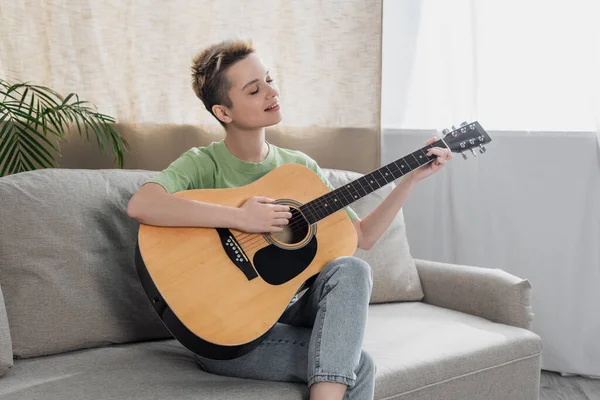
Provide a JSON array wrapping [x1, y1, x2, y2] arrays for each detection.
[[0, 166, 422, 360], [0, 169, 171, 359], [55, 123, 379, 174]]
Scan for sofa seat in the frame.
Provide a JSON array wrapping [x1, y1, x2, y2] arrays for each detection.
[[365, 302, 541, 399], [0, 302, 541, 400]]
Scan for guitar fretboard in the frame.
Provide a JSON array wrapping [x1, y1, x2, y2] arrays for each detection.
[[299, 139, 448, 224]]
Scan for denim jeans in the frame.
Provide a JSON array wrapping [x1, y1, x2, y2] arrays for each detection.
[[194, 256, 376, 400]]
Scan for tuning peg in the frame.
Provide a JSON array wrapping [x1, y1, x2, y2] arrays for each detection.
[[461, 152, 468, 160], [442, 128, 450, 135], [470, 148, 477, 157], [479, 144, 487, 154], [451, 125, 457, 131], [460, 121, 468, 127]]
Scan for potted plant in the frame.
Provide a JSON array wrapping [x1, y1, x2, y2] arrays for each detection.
[[0, 79, 128, 177]]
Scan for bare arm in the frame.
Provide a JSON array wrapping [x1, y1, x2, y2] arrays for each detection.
[[352, 138, 453, 250], [126, 183, 240, 228], [126, 183, 291, 232], [352, 178, 415, 250]]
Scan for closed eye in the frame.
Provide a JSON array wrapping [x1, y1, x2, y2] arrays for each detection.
[[250, 79, 274, 95]]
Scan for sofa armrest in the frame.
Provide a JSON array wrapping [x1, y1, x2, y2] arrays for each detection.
[[415, 259, 534, 330]]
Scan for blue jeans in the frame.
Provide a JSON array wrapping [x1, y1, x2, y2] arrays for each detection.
[[194, 256, 376, 400]]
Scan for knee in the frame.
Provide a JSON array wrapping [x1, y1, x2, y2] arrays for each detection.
[[336, 256, 373, 289]]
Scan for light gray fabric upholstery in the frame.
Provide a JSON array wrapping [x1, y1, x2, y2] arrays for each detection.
[[365, 302, 541, 399], [0, 303, 541, 400], [0, 169, 171, 359], [323, 169, 424, 303], [0, 284, 12, 377], [415, 259, 535, 330], [0, 167, 542, 399], [0, 340, 308, 400]]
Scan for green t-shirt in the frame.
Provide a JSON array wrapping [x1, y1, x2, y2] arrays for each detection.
[[146, 140, 359, 222]]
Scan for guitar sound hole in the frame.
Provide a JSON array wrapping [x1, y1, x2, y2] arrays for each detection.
[[270, 208, 309, 245]]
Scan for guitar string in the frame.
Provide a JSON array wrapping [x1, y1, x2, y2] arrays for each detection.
[[233, 149, 440, 250], [234, 155, 438, 252], [235, 141, 445, 245], [241, 147, 441, 237], [235, 167, 402, 252], [235, 148, 432, 245], [233, 183, 361, 250], [234, 181, 360, 244], [234, 161, 398, 246], [234, 171, 362, 245]]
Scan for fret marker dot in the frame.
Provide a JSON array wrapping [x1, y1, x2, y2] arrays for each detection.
[[370, 180, 373, 183], [334, 199, 337, 201], [401, 165, 405, 168], [325, 204, 328, 207], [419, 155, 422, 158], [354, 195, 357, 198], [385, 173, 388, 175]]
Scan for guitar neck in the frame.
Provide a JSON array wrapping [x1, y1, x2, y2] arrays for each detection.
[[299, 139, 449, 225]]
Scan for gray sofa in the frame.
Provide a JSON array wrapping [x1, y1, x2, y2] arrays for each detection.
[[0, 167, 542, 400]]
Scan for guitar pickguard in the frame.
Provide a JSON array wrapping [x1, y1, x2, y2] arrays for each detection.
[[253, 236, 318, 285]]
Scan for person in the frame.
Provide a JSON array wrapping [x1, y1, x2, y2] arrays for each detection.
[[127, 38, 452, 400]]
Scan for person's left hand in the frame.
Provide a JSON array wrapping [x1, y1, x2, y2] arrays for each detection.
[[404, 136, 453, 183]]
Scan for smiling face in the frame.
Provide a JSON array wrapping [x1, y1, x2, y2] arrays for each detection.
[[213, 53, 282, 130]]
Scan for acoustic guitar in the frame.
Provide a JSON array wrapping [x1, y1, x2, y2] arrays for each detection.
[[135, 121, 491, 360]]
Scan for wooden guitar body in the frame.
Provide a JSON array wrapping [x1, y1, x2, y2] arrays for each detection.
[[135, 163, 357, 360]]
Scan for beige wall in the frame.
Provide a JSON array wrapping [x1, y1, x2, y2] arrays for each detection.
[[1, 1, 382, 174]]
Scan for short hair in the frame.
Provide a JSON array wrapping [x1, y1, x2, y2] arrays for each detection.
[[191, 39, 256, 125]]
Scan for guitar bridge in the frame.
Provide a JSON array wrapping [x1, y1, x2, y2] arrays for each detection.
[[216, 228, 258, 281]]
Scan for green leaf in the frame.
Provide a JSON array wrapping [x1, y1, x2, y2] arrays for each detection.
[[7, 148, 23, 175], [88, 115, 107, 151], [18, 133, 56, 169], [106, 124, 127, 168], [28, 86, 61, 109], [1, 80, 126, 175], [6, 82, 28, 98], [20, 152, 36, 171], [71, 109, 83, 139], [18, 129, 57, 168], [0, 124, 15, 161], [61, 92, 76, 106], [4, 102, 42, 126], [0, 110, 9, 127], [41, 109, 65, 138], [5, 106, 59, 151], [1, 137, 20, 176], [19, 88, 30, 114], [74, 110, 94, 144]]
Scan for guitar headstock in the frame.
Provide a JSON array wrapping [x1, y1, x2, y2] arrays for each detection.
[[441, 121, 491, 160]]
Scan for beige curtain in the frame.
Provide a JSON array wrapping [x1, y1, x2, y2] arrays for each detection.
[[0, 0, 382, 173]]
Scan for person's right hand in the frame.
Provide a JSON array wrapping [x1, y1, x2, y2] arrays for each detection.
[[237, 196, 292, 233]]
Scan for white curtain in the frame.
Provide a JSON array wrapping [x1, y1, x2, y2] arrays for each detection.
[[382, 0, 600, 133], [382, 0, 600, 378]]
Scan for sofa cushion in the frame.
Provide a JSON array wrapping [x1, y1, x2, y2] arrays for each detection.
[[323, 168, 424, 303], [0, 169, 171, 359], [0, 303, 542, 400], [364, 302, 542, 399], [0, 284, 12, 376], [0, 340, 308, 400]]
